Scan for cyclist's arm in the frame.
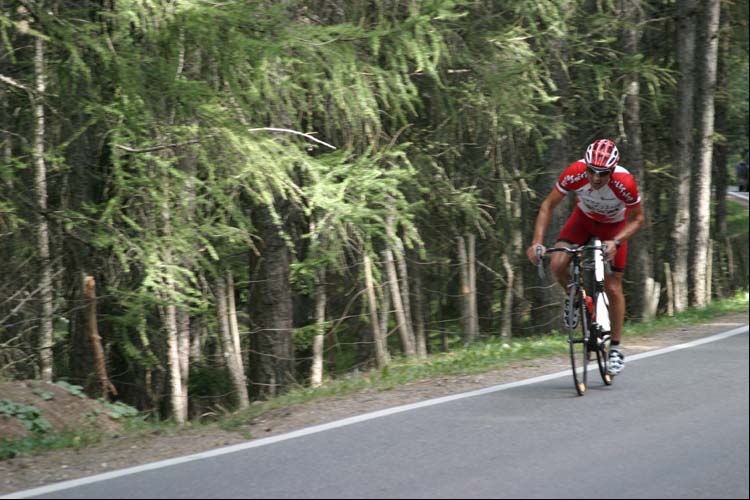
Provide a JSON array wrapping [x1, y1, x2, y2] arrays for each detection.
[[526, 188, 566, 264], [603, 204, 646, 261]]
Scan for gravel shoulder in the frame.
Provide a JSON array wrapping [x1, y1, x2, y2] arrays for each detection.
[[1, 311, 747, 496]]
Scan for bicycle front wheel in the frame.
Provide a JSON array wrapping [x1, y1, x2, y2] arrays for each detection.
[[595, 327, 613, 386], [566, 286, 588, 396]]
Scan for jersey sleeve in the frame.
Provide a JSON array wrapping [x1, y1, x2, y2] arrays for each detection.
[[555, 161, 587, 194], [610, 172, 641, 207]]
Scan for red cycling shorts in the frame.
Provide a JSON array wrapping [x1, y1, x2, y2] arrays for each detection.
[[557, 206, 628, 272]]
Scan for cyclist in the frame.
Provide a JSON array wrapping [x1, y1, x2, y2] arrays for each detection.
[[526, 139, 645, 375]]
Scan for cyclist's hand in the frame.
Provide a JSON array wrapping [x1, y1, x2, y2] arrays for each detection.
[[527, 244, 545, 265], [603, 240, 618, 262]]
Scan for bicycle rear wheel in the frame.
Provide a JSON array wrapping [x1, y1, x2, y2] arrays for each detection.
[[566, 286, 588, 396]]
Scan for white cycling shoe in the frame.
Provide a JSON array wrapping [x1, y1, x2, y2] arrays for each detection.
[[608, 349, 625, 376]]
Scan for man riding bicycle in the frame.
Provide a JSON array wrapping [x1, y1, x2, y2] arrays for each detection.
[[526, 139, 645, 375]]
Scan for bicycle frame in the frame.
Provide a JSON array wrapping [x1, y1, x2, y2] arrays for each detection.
[[536, 238, 613, 395]]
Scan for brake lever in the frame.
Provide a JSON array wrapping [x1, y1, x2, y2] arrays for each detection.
[[536, 246, 545, 279]]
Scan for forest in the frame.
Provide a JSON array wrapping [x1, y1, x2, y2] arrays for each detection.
[[1, 0, 748, 424]]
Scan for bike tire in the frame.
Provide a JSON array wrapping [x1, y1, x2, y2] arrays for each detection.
[[566, 286, 588, 396], [592, 290, 613, 386], [595, 329, 613, 386]]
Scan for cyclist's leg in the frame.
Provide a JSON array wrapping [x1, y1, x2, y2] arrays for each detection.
[[554, 207, 589, 287], [604, 271, 625, 344], [549, 241, 573, 287]]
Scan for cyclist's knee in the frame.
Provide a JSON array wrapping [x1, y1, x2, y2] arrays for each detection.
[[549, 256, 568, 277], [604, 280, 623, 298]]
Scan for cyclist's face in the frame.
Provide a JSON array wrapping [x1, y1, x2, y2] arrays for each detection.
[[586, 166, 611, 189]]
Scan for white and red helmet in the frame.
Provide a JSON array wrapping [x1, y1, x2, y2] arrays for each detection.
[[585, 139, 620, 171]]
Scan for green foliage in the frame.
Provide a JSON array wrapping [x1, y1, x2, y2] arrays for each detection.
[[98, 400, 140, 420], [54, 381, 87, 399], [0, 400, 52, 434], [31, 388, 55, 401], [0, 430, 106, 461]]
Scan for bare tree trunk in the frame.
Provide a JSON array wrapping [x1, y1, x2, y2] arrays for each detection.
[[457, 236, 478, 344], [466, 234, 478, 342], [457, 236, 470, 343], [497, 136, 524, 338], [226, 272, 246, 389], [383, 249, 416, 357], [176, 308, 190, 408], [395, 240, 421, 356], [385, 207, 417, 354], [216, 276, 250, 408], [156, 156, 188, 423], [83, 276, 116, 400], [501, 254, 514, 340], [689, 0, 720, 308], [161, 298, 186, 423], [411, 261, 428, 356], [664, 262, 675, 317], [379, 275, 391, 340], [363, 255, 389, 369], [32, 35, 54, 383], [310, 267, 326, 387], [706, 239, 714, 301], [670, 0, 698, 313]]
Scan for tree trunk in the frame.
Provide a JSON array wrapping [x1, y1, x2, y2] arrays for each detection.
[[669, 0, 698, 313], [176, 308, 190, 409], [216, 276, 250, 408], [363, 254, 389, 369], [83, 276, 116, 400], [395, 239, 421, 356], [711, 4, 731, 297], [379, 274, 391, 341], [250, 207, 295, 398], [383, 249, 416, 357], [33, 35, 54, 383], [500, 254, 514, 340], [689, 0, 720, 307], [663, 262, 675, 317], [466, 234, 478, 343], [310, 267, 326, 388], [411, 261, 428, 356], [457, 236, 471, 344], [161, 298, 186, 423], [385, 207, 417, 355], [226, 272, 246, 391]]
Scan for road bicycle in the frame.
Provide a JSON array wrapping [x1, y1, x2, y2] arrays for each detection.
[[536, 238, 613, 396]]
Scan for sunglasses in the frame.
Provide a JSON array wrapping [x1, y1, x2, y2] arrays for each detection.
[[586, 166, 612, 177]]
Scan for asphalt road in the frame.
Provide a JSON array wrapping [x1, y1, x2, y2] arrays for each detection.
[[6, 327, 748, 499]]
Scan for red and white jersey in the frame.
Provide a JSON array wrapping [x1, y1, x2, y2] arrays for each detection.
[[555, 160, 641, 223]]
